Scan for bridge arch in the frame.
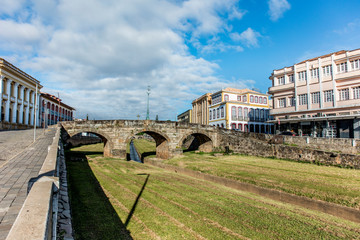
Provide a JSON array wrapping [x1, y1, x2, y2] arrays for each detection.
[[125, 130, 171, 159], [179, 132, 213, 153], [65, 130, 114, 157]]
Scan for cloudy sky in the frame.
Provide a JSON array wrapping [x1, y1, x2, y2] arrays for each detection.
[[1, 0, 360, 120]]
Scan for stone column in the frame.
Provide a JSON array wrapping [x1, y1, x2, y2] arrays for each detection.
[[36, 92, 40, 127], [19, 86, 24, 124], [12, 82, 19, 123], [30, 91, 35, 126], [0, 75, 4, 121], [24, 89, 30, 125], [5, 79, 12, 122]]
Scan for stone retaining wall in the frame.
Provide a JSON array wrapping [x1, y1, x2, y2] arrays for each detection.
[[144, 159, 360, 223]]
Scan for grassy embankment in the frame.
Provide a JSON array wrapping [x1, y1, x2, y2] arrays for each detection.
[[66, 143, 360, 239]]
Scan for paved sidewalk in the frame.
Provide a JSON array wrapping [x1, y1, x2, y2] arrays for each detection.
[[0, 128, 56, 240]]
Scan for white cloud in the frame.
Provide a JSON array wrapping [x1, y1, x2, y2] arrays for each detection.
[[0, 0, 254, 120], [230, 28, 261, 47], [268, 0, 290, 22]]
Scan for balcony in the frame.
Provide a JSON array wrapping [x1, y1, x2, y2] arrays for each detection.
[[10, 96, 15, 102], [268, 83, 295, 94], [2, 93, 8, 100]]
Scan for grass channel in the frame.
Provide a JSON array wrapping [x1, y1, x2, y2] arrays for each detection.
[[66, 143, 360, 239]]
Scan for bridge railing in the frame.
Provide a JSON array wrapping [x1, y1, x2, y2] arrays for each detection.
[[6, 126, 61, 240]]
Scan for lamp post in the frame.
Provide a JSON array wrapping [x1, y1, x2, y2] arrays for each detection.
[[146, 85, 150, 120]]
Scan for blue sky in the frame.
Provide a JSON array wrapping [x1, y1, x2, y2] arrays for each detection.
[[0, 0, 360, 120]]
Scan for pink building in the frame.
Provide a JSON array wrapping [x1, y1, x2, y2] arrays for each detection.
[[269, 49, 360, 138]]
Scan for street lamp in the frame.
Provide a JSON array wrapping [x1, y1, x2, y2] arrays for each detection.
[[146, 85, 150, 120]]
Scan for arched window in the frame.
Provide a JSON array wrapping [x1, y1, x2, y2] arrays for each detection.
[[264, 98, 267, 104], [260, 109, 264, 121], [244, 124, 248, 132], [213, 109, 216, 119], [209, 110, 212, 120], [250, 95, 254, 103], [237, 95, 241, 101], [243, 95, 247, 102], [231, 106, 236, 120], [221, 123, 224, 128], [221, 107, 224, 118], [238, 123, 242, 131], [231, 123, 236, 129], [259, 97, 263, 104], [238, 107, 242, 120], [255, 96, 258, 103], [224, 94, 229, 101], [244, 108, 248, 119], [217, 108, 219, 118], [255, 109, 259, 121], [249, 108, 254, 120]]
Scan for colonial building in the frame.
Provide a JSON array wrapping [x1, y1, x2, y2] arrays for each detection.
[[0, 59, 42, 130], [40, 93, 75, 127], [192, 93, 212, 125], [177, 109, 192, 123], [209, 88, 272, 133], [268, 48, 360, 138]]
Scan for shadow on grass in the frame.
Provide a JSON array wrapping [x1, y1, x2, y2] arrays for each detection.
[[141, 152, 156, 162], [66, 151, 133, 240]]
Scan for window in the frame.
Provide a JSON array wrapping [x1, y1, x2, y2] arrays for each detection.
[[278, 76, 285, 85], [243, 95, 247, 102], [278, 98, 286, 108], [244, 124, 248, 132], [213, 109, 216, 119], [238, 107, 242, 119], [337, 62, 348, 73], [264, 97, 267, 104], [224, 94, 229, 101], [259, 97, 263, 104], [217, 108, 219, 118], [353, 86, 360, 99], [324, 90, 334, 102], [238, 123, 242, 131], [322, 65, 332, 76], [339, 88, 349, 101], [288, 74, 294, 83], [237, 95, 241, 101], [311, 92, 320, 104], [260, 109, 264, 121], [231, 106, 236, 120], [310, 68, 319, 79], [255, 109, 259, 121], [209, 110, 212, 120], [298, 71, 307, 81], [244, 108, 248, 119], [221, 107, 224, 118], [289, 97, 295, 106], [255, 96, 258, 103], [231, 123, 236, 130], [298, 94, 308, 105], [351, 59, 360, 70], [250, 95, 254, 103]]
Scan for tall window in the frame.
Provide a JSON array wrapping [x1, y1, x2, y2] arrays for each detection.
[[217, 108, 219, 118], [224, 94, 229, 101], [238, 123, 242, 131], [237, 95, 241, 101], [238, 107, 242, 119], [298, 71, 307, 81], [250, 95, 254, 103], [260, 109, 264, 121], [213, 109, 216, 119], [353, 86, 360, 99], [298, 94, 308, 105], [322, 65, 332, 76], [255, 96, 258, 103], [288, 74, 294, 83], [244, 108, 248, 119], [255, 109, 259, 121], [209, 110, 212, 120], [243, 95, 247, 102], [278, 98, 286, 108], [324, 90, 334, 102], [310, 68, 319, 79], [311, 92, 320, 104], [337, 62, 348, 73], [278, 76, 285, 85], [264, 97, 267, 104], [221, 107, 224, 118], [231, 106, 236, 120], [339, 88, 349, 101], [289, 97, 295, 106], [351, 59, 360, 70]]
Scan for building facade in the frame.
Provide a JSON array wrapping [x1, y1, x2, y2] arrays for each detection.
[[0, 58, 42, 130], [177, 109, 192, 123], [209, 88, 272, 133], [40, 93, 75, 127], [192, 93, 212, 125], [269, 48, 360, 138]]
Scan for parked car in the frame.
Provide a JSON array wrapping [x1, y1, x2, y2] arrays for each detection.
[[278, 131, 297, 136]]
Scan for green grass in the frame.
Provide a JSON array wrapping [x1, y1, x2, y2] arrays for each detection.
[[66, 144, 360, 239], [132, 139, 156, 155], [163, 152, 360, 209]]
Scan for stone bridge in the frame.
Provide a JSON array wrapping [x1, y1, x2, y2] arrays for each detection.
[[61, 120, 227, 159]]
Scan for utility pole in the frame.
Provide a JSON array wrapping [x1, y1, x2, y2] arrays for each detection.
[[146, 85, 151, 120]]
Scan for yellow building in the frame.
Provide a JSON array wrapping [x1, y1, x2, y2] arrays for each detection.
[[177, 109, 192, 123], [0, 59, 42, 130], [209, 87, 272, 133]]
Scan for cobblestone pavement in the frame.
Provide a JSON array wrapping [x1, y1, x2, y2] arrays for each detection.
[[0, 128, 56, 240]]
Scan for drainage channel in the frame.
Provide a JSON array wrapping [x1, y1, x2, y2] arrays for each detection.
[[129, 140, 142, 163]]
